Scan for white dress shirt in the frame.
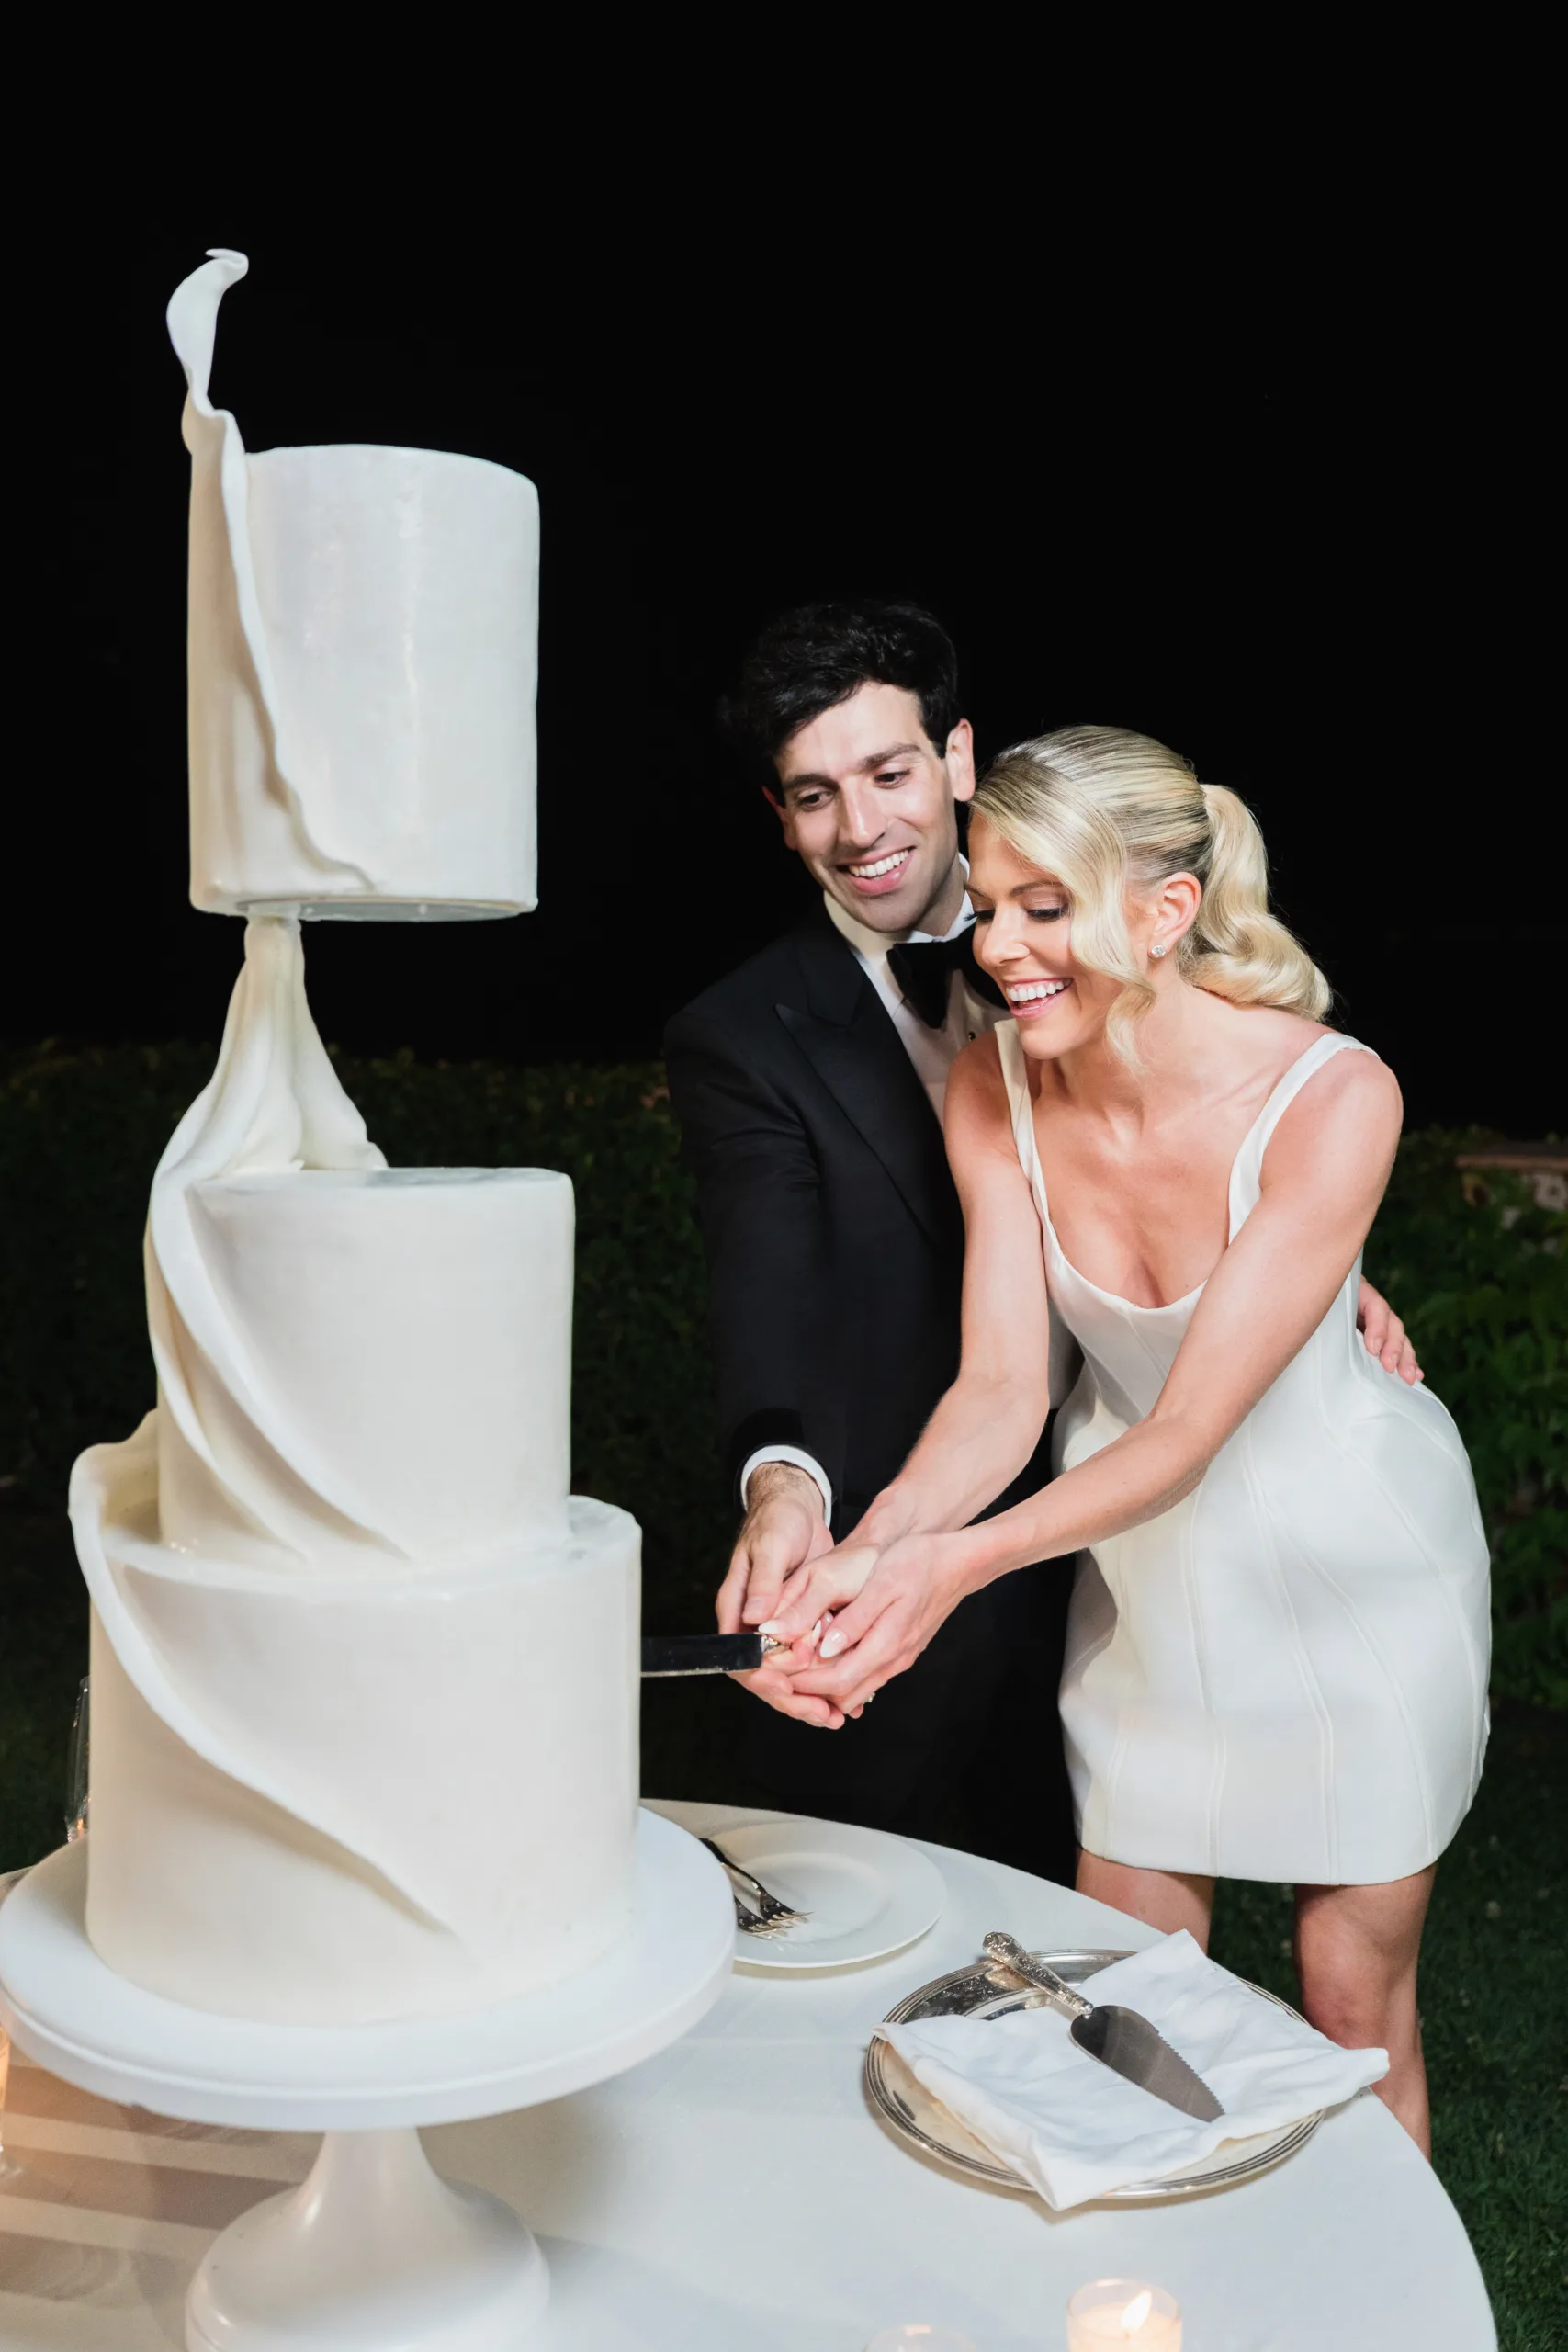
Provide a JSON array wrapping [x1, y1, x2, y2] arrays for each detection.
[[740, 868, 1007, 1521]]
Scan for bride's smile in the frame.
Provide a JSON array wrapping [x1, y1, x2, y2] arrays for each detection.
[[1004, 978, 1070, 1012]]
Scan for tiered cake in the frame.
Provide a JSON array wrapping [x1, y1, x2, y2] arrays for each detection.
[[72, 252, 639, 2027]]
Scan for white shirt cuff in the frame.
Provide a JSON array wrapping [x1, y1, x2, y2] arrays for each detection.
[[739, 1445, 833, 1522]]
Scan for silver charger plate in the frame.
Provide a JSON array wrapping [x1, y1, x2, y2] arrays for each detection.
[[864, 1947, 1325, 2203]]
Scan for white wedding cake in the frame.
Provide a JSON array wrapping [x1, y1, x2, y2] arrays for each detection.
[[71, 254, 639, 2027]]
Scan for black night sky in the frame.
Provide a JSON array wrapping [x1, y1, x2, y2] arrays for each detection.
[[7, 204, 1554, 1135]]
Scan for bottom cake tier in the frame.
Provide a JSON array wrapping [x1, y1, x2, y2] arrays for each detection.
[[73, 1422, 640, 2026]]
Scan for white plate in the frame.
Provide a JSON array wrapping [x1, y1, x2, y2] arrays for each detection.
[[714, 1816, 947, 1973], [865, 1949, 1324, 2201]]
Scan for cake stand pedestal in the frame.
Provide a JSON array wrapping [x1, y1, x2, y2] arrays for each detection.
[[0, 1808, 732, 2351]]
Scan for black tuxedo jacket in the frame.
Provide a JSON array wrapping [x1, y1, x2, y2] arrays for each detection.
[[664, 901, 1051, 1535], [663, 902, 1071, 1871]]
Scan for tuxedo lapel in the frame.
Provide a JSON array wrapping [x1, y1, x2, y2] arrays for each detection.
[[776, 911, 962, 1257]]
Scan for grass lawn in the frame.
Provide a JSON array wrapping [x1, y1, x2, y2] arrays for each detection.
[[3, 1492, 1562, 2346]]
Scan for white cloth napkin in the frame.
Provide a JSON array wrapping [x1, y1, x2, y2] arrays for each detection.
[[874, 1929, 1388, 2210]]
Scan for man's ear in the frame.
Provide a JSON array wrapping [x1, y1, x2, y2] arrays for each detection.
[[945, 718, 976, 805], [761, 783, 794, 843]]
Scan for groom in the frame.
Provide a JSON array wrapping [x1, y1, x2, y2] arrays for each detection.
[[663, 601, 1073, 1874], [664, 600, 1416, 1877]]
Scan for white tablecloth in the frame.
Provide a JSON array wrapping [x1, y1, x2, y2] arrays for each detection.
[[0, 1802, 1495, 2349]]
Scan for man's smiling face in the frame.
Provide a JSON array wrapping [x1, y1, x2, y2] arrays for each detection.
[[770, 682, 976, 935]]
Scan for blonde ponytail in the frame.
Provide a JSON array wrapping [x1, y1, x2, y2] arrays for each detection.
[[973, 726, 1330, 1061], [1190, 783, 1330, 1018]]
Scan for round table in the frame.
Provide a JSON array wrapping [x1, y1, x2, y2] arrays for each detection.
[[0, 1802, 1495, 2349]]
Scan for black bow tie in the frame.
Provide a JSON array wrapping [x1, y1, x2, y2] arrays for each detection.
[[886, 924, 1008, 1029]]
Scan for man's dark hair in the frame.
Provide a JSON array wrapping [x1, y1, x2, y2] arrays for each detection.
[[720, 599, 962, 774]]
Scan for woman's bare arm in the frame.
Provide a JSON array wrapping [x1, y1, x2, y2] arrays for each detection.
[[768, 1048, 1404, 1713], [845, 1037, 1054, 1552]]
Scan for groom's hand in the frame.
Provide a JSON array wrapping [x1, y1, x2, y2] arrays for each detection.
[[761, 1531, 966, 1717], [716, 1464, 843, 1727], [1356, 1276, 1423, 1384]]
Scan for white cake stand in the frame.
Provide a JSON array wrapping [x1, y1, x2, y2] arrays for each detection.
[[0, 1808, 732, 2351]]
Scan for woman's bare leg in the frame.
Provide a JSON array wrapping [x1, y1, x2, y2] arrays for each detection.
[[1293, 1868, 1436, 2156], [1077, 1853, 1215, 1945], [1077, 1859, 1435, 2152]]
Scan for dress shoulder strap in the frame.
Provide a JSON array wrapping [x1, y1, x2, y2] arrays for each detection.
[[995, 1023, 1050, 1223], [1228, 1031, 1379, 1234]]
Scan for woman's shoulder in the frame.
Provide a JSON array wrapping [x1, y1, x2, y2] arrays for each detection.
[[950, 1028, 1006, 1097], [945, 1031, 1024, 1156], [1275, 1016, 1399, 1110], [1209, 997, 1328, 1060], [1219, 1003, 1395, 1105], [1265, 1028, 1403, 1183]]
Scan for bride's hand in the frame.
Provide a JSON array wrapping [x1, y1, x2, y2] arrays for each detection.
[[760, 1532, 969, 1715]]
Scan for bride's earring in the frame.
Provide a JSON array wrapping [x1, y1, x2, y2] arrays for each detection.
[[1150, 940, 1168, 959]]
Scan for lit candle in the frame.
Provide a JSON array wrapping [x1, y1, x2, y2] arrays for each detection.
[[1066, 2279, 1182, 2349]]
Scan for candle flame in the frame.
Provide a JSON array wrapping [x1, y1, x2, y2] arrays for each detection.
[[1122, 2290, 1154, 2335]]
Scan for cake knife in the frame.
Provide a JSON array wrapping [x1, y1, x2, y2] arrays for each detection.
[[639, 1633, 783, 1677], [983, 1931, 1224, 2121]]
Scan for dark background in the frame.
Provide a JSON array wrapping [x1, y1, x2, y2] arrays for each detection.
[[6, 209, 1555, 1132]]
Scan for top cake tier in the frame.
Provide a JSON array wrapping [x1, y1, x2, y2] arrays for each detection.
[[169, 251, 539, 920]]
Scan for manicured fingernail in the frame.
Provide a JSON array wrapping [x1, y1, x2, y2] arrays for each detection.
[[758, 1620, 784, 1639], [820, 1632, 845, 1659]]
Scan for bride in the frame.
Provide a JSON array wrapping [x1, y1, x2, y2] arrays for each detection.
[[759, 726, 1490, 2152]]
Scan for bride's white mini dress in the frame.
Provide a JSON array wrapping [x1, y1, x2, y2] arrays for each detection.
[[997, 1024, 1491, 1886]]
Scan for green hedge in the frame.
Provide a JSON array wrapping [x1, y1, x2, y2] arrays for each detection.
[[1358, 1131, 1566, 1710], [2, 1044, 1562, 1702]]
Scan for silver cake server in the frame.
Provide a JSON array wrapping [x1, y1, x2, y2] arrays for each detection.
[[983, 1931, 1224, 2121]]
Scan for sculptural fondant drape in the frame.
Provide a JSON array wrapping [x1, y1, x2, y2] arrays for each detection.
[[147, 917, 572, 1566]]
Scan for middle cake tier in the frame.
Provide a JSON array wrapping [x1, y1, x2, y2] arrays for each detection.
[[158, 1165, 573, 1566]]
